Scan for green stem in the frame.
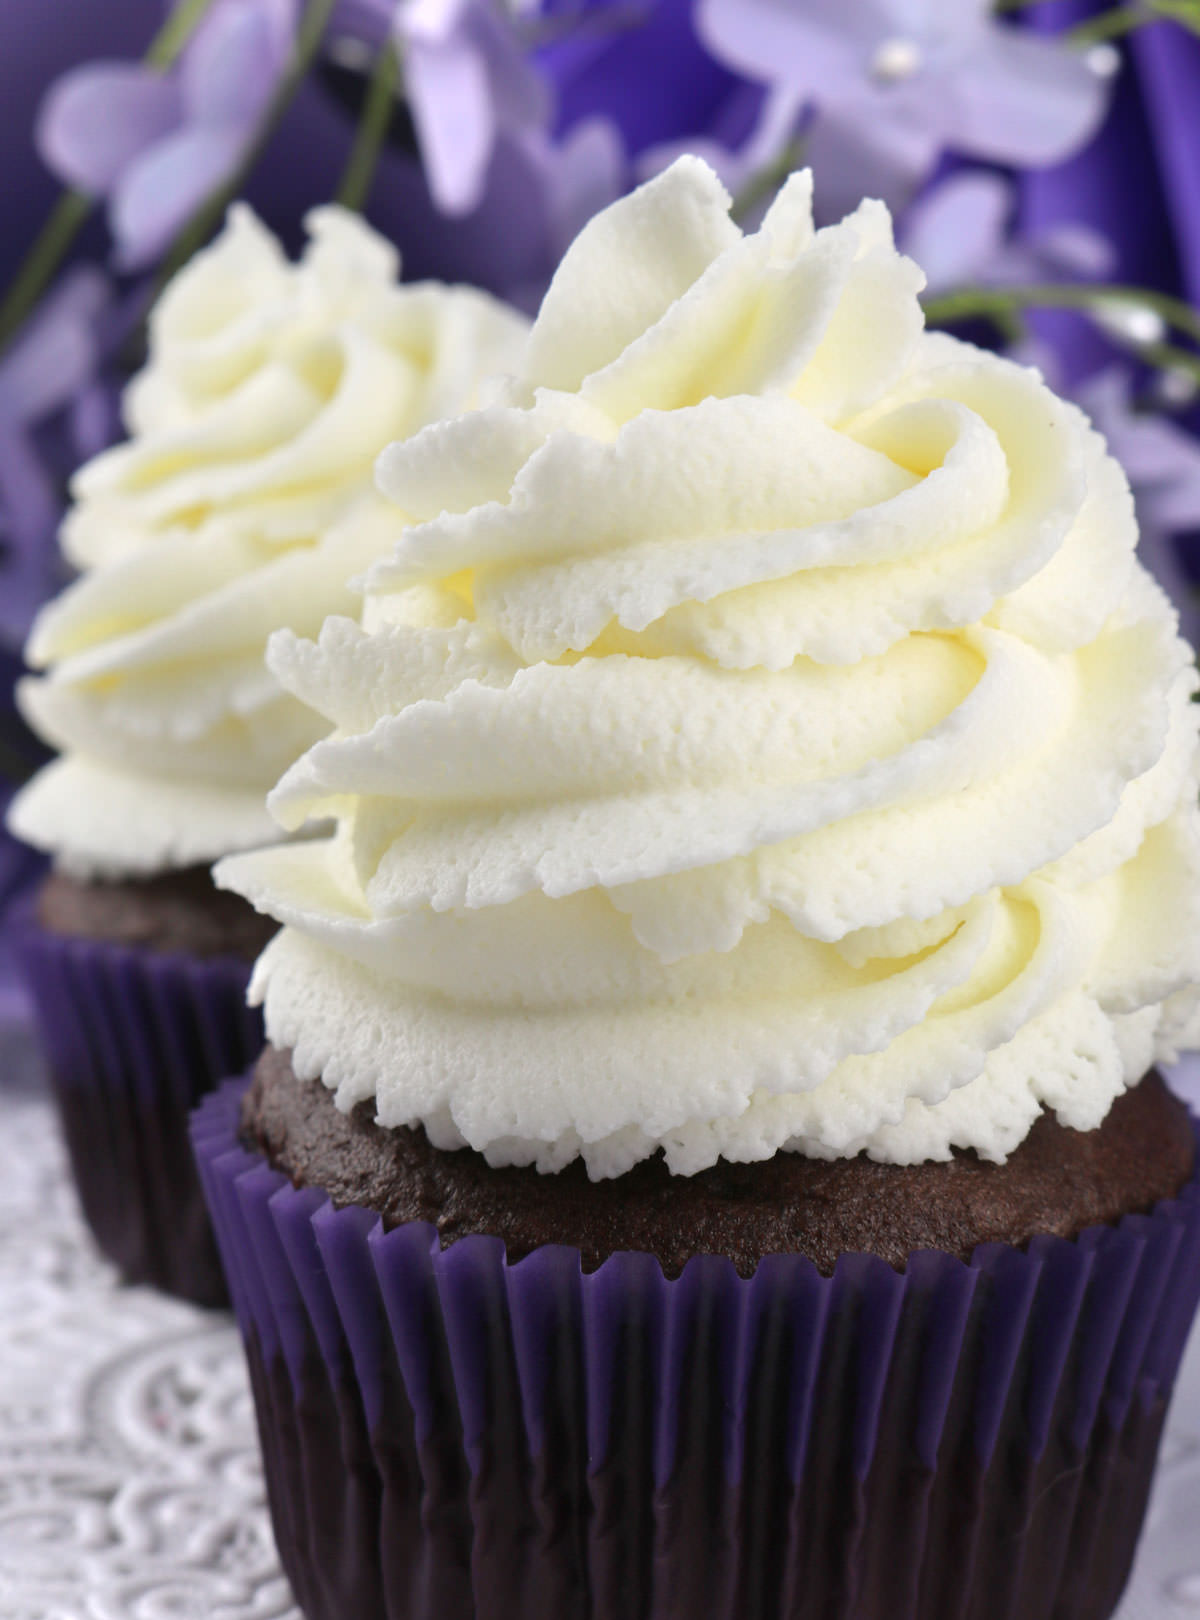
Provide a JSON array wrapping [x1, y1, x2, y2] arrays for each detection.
[[0, 193, 93, 352], [1130, 340, 1200, 387], [1067, 5, 1147, 43], [1064, 0, 1200, 43], [730, 136, 807, 226], [1145, 0, 1200, 35], [993, 0, 1200, 42], [922, 281, 1200, 346], [145, 0, 223, 68], [0, 0, 221, 353], [335, 38, 401, 213], [157, 0, 338, 286]]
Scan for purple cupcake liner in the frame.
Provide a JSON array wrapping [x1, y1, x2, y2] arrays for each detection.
[[11, 895, 263, 1306], [193, 1074, 1200, 1620], [0, 830, 47, 1092]]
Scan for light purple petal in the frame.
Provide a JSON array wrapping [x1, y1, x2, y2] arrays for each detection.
[[949, 29, 1109, 168], [1030, 222, 1115, 280], [535, 117, 624, 258], [0, 268, 110, 424], [35, 62, 181, 196], [875, 0, 994, 29], [806, 102, 939, 218], [70, 381, 123, 464], [182, 0, 293, 129], [401, 0, 474, 49], [467, 3, 551, 135], [900, 171, 1011, 293], [1080, 369, 1200, 532], [405, 35, 496, 215], [110, 125, 246, 271], [0, 425, 60, 641], [696, 0, 858, 96]]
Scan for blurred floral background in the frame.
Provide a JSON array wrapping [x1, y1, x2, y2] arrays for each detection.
[[2, 0, 1200, 1074]]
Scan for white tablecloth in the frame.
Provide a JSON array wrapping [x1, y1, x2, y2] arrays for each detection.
[[1, 1065, 1197, 1620]]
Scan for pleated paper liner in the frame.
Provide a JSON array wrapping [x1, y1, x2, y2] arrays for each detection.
[[12, 896, 264, 1306], [0, 831, 46, 1092], [193, 1074, 1200, 1620]]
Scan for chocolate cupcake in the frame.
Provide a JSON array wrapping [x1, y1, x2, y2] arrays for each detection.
[[201, 158, 1200, 1614], [6, 206, 527, 1303]]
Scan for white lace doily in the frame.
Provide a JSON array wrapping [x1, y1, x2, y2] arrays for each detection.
[[1, 1060, 1198, 1620]]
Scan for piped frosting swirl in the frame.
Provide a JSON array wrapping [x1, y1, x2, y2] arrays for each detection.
[[11, 205, 529, 876], [219, 159, 1200, 1175]]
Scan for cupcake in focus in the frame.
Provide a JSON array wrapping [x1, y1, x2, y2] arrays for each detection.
[[8, 207, 527, 1303], [198, 159, 1200, 1614]]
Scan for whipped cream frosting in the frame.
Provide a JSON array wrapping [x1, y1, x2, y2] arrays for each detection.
[[10, 205, 529, 876], [219, 158, 1200, 1174]]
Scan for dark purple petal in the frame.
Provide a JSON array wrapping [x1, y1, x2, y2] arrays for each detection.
[[110, 124, 246, 271], [35, 61, 181, 196], [1132, 21, 1200, 306], [544, 0, 752, 161]]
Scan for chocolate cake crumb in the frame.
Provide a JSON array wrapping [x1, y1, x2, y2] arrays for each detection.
[[39, 866, 277, 963], [243, 1044, 1195, 1277]]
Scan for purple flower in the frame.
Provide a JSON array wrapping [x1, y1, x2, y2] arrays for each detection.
[[0, 268, 115, 649], [396, 0, 552, 215], [0, 0, 163, 290], [501, 115, 624, 308], [537, 0, 754, 167], [1077, 367, 1200, 643], [36, 0, 298, 270], [325, 0, 626, 301], [900, 170, 1113, 295], [696, 0, 1111, 219]]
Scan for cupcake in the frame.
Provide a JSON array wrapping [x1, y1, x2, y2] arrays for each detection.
[[7, 206, 527, 1303], [196, 158, 1200, 1615]]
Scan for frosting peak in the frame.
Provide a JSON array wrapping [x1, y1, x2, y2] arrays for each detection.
[[219, 160, 1200, 1177], [11, 205, 529, 876]]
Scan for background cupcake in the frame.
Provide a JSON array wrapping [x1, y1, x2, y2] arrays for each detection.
[[8, 206, 527, 1303], [200, 160, 1200, 1617]]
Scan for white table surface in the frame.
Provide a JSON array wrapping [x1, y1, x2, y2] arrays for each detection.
[[1, 1059, 1198, 1620]]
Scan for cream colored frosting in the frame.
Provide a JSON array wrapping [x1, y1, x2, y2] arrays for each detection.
[[10, 205, 529, 876], [218, 159, 1200, 1174]]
